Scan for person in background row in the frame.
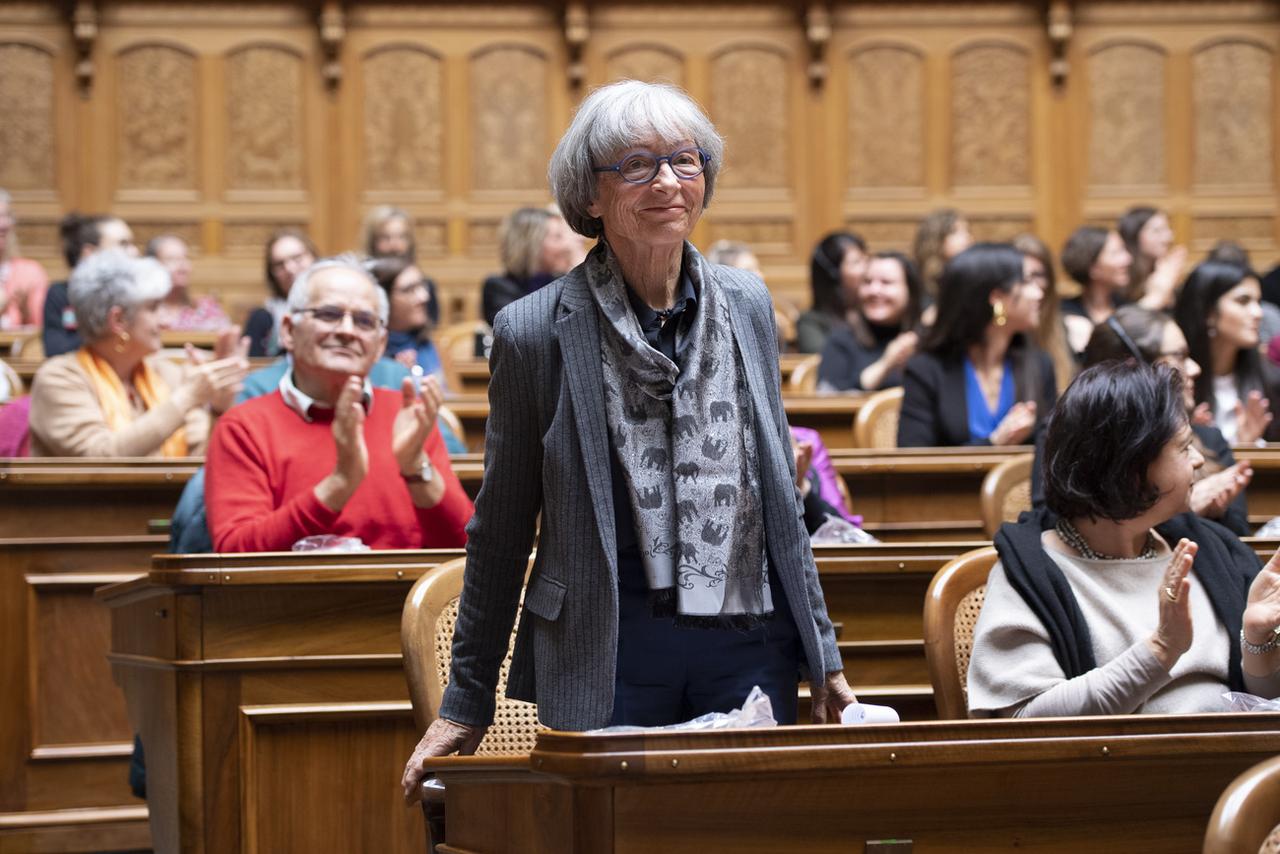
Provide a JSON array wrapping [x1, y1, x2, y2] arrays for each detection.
[[481, 207, 580, 328], [1058, 225, 1133, 358], [42, 213, 138, 358], [1207, 241, 1280, 349], [205, 256, 472, 553], [1074, 305, 1253, 536], [705, 240, 763, 279], [796, 231, 867, 354], [1175, 260, 1280, 445], [0, 189, 49, 330], [362, 205, 440, 327], [146, 234, 230, 332], [898, 242, 1055, 447], [969, 362, 1280, 718], [245, 228, 317, 358], [913, 208, 973, 307], [817, 251, 923, 392], [403, 81, 854, 794], [1118, 206, 1187, 312], [29, 250, 248, 457], [370, 255, 446, 388], [1013, 233, 1077, 395]]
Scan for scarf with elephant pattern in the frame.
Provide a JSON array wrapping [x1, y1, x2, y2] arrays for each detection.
[[587, 242, 772, 627]]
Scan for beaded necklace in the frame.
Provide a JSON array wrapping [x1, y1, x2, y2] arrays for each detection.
[[1054, 518, 1158, 561]]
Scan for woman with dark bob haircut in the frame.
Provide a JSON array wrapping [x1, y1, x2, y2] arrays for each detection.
[[969, 361, 1280, 717], [897, 242, 1055, 447], [1174, 260, 1280, 445], [796, 230, 867, 354]]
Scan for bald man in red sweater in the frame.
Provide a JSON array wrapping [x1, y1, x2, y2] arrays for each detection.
[[205, 257, 472, 552]]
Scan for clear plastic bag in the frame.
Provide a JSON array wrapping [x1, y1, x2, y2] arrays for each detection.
[[587, 685, 778, 734], [291, 534, 371, 553], [811, 515, 880, 544], [1222, 691, 1280, 712]]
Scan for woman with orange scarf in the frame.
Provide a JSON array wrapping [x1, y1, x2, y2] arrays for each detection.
[[29, 250, 248, 457]]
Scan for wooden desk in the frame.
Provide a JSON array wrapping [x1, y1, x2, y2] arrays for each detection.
[[0, 458, 200, 538], [0, 535, 166, 853], [99, 543, 989, 853], [0, 328, 38, 358], [428, 713, 1280, 854]]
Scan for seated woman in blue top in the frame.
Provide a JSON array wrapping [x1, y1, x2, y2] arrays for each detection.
[[369, 256, 446, 389], [898, 242, 1056, 447]]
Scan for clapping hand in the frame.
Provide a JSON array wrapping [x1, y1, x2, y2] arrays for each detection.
[[1242, 549, 1280, 671], [1235, 391, 1272, 444], [990, 401, 1037, 446], [393, 375, 442, 472], [1148, 539, 1196, 670], [180, 341, 249, 414], [1191, 461, 1252, 519]]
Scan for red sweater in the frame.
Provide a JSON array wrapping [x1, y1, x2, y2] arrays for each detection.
[[205, 388, 472, 552]]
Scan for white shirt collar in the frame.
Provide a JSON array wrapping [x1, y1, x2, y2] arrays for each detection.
[[278, 369, 373, 423]]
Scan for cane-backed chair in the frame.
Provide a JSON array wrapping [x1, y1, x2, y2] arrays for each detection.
[[922, 547, 998, 720]]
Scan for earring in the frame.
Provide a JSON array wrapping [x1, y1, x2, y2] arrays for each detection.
[[113, 331, 131, 354], [993, 302, 1007, 327]]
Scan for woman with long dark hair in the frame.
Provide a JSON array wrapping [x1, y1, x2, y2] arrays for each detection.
[[796, 231, 866, 354], [1175, 260, 1280, 444], [898, 242, 1054, 447]]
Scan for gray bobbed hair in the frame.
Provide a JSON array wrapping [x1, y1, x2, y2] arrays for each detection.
[[287, 254, 390, 324], [68, 249, 171, 342], [548, 79, 724, 239]]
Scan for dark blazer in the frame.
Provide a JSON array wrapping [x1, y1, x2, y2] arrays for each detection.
[[41, 281, 81, 358], [481, 274, 524, 328], [898, 347, 1057, 447], [439, 245, 842, 731], [816, 322, 902, 392]]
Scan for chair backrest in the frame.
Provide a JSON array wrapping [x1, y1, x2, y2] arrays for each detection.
[[9, 331, 42, 360], [436, 404, 466, 449], [979, 454, 1034, 537], [401, 557, 542, 756], [434, 321, 489, 392], [1204, 755, 1280, 854], [922, 546, 998, 719], [853, 386, 903, 449], [788, 353, 819, 393]]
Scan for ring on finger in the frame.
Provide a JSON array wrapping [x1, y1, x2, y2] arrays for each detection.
[[1164, 586, 1179, 603]]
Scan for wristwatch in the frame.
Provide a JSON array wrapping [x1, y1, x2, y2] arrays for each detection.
[[401, 458, 434, 484], [1240, 626, 1280, 656]]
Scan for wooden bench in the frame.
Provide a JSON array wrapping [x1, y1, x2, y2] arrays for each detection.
[[427, 713, 1280, 853], [0, 535, 168, 854]]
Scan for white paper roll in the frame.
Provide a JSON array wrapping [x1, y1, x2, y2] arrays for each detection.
[[840, 702, 901, 725]]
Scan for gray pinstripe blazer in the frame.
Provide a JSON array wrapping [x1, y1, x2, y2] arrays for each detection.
[[438, 246, 842, 732]]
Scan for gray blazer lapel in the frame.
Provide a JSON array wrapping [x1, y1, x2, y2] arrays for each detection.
[[554, 282, 619, 571], [726, 294, 785, 439]]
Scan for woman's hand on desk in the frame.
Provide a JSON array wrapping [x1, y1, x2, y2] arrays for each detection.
[[809, 670, 857, 723], [989, 401, 1036, 446], [402, 718, 488, 804], [1148, 539, 1196, 671]]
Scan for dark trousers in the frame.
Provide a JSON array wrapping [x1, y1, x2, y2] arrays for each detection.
[[609, 559, 801, 727]]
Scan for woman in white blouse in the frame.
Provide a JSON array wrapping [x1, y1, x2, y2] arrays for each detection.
[[968, 361, 1280, 717]]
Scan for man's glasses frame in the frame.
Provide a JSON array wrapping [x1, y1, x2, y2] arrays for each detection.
[[296, 305, 383, 332]]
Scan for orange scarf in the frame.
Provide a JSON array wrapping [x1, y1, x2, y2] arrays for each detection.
[[75, 348, 188, 458]]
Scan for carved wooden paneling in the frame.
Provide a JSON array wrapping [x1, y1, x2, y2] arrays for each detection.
[[970, 215, 1034, 242], [468, 220, 501, 257], [415, 219, 448, 256], [116, 44, 198, 191], [847, 44, 925, 190], [606, 44, 684, 85], [711, 46, 789, 190], [950, 42, 1030, 188], [1191, 215, 1275, 245], [224, 221, 307, 256], [130, 221, 201, 253], [14, 220, 60, 257], [226, 45, 304, 191], [1087, 42, 1166, 188], [845, 219, 918, 249], [469, 45, 547, 192], [1192, 40, 1274, 189], [362, 46, 443, 192], [706, 218, 792, 252], [0, 42, 56, 190]]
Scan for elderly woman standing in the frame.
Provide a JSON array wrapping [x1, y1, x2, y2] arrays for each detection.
[[403, 81, 853, 785], [29, 251, 247, 457], [969, 362, 1280, 717]]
